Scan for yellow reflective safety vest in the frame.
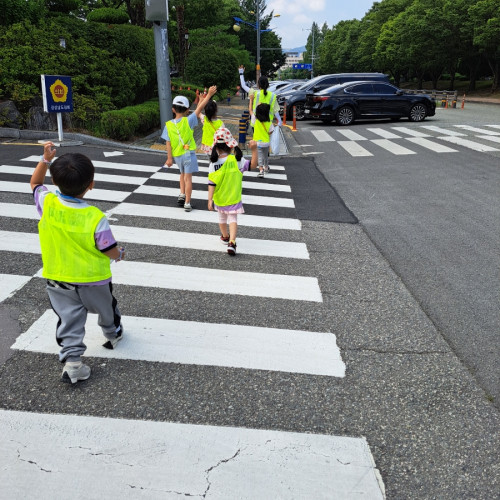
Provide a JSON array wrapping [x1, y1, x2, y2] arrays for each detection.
[[166, 117, 195, 157], [38, 193, 111, 283], [208, 155, 242, 207], [202, 118, 223, 147], [252, 90, 276, 121], [252, 119, 271, 143]]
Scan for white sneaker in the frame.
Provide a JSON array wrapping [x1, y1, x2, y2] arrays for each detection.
[[257, 171, 265, 178], [61, 361, 91, 384], [184, 202, 192, 212]]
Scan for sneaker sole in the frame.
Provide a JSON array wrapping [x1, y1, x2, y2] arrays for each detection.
[[227, 248, 236, 255], [61, 370, 91, 384], [102, 335, 122, 350]]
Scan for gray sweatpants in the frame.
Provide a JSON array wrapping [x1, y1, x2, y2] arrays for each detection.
[[47, 281, 121, 363]]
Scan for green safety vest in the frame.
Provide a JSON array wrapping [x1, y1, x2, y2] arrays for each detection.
[[201, 118, 223, 147], [39, 193, 111, 283], [208, 155, 242, 207], [253, 119, 271, 143], [166, 117, 196, 157], [253, 90, 276, 121]]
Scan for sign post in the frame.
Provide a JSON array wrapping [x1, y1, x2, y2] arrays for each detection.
[[41, 75, 74, 143]]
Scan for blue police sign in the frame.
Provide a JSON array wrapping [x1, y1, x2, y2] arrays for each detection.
[[292, 63, 312, 70], [41, 75, 74, 113]]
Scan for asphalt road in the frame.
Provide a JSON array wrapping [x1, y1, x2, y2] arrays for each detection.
[[288, 103, 500, 408], [0, 107, 498, 499]]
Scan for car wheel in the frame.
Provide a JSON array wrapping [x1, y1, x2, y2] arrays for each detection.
[[336, 106, 355, 126], [294, 102, 306, 120], [409, 104, 427, 122]]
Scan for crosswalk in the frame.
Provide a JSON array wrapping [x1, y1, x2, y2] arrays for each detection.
[[0, 152, 385, 497], [304, 123, 500, 157]]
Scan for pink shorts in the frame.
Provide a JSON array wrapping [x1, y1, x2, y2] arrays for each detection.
[[218, 212, 238, 224]]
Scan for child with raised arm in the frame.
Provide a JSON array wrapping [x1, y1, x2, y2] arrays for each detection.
[[162, 86, 217, 211], [200, 98, 224, 156], [207, 128, 258, 255], [30, 142, 124, 384]]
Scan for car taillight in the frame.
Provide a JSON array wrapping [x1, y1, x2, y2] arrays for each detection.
[[314, 96, 329, 102]]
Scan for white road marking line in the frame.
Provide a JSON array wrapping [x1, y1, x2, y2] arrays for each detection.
[[0, 202, 38, 219], [34, 261, 323, 302], [0, 201, 301, 231], [336, 129, 368, 141], [438, 136, 500, 152], [371, 139, 416, 155], [135, 185, 295, 208], [367, 128, 402, 139], [420, 126, 466, 136], [15, 310, 342, 376], [486, 125, 500, 129], [311, 130, 335, 142], [0, 274, 31, 303], [303, 152, 324, 155], [391, 127, 431, 137], [338, 141, 373, 157], [151, 171, 291, 192], [112, 226, 309, 259], [0, 165, 149, 186], [21, 155, 160, 173], [0, 182, 128, 202], [109, 202, 301, 230], [476, 135, 500, 144], [103, 151, 124, 157], [0, 227, 309, 259], [455, 125, 500, 136], [405, 137, 458, 153], [0, 410, 385, 499]]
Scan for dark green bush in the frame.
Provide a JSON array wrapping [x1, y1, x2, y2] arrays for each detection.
[[100, 101, 160, 140], [87, 8, 130, 25]]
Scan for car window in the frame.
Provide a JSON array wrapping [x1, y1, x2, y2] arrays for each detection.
[[346, 83, 373, 94], [373, 83, 397, 94]]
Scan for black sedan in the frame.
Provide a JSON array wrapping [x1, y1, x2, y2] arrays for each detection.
[[304, 81, 436, 125]]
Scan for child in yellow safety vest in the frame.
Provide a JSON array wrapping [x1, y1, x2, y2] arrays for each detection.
[[30, 142, 125, 384], [251, 102, 274, 178], [162, 85, 217, 211], [208, 128, 258, 255], [200, 99, 224, 155]]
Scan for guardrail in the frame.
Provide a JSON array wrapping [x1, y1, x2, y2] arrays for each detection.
[[404, 89, 460, 108]]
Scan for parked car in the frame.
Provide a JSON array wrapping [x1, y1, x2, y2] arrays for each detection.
[[267, 80, 297, 93], [278, 73, 390, 120], [304, 81, 436, 125]]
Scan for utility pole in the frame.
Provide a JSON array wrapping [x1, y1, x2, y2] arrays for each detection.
[[256, 0, 261, 82]]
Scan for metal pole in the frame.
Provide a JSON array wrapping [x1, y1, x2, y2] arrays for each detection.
[[154, 21, 173, 129], [56, 112, 63, 142], [256, 0, 261, 82], [311, 29, 315, 78]]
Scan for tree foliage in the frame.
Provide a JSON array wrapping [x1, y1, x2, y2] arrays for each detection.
[[315, 0, 499, 91]]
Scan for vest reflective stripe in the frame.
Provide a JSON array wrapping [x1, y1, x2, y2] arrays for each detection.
[[39, 193, 111, 283], [253, 119, 271, 143], [166, 117, 195, 157], [201, 118, 223, 147], [253, 90, 276, 120], [208, 155, 243, 207]]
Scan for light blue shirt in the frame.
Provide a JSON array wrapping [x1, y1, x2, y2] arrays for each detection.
[[161, 113, 199, 142]]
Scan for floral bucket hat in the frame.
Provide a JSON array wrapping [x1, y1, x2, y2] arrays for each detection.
[[213, 127, 238, 148]]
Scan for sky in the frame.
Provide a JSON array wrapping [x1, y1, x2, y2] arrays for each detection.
[[266, 0, 376, 49]]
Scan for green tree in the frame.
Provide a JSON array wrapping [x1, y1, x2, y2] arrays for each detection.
[[469, 0, 500, 91]]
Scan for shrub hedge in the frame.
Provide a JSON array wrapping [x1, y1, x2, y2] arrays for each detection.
[[87, 8, 130, 24]]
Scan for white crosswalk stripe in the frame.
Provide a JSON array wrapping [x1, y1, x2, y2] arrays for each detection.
[[0, 152, 387, 497], [305, 124, 500, 157], [1, 410, 384, 499]]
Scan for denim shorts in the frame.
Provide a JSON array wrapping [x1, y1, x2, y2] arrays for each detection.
[[175, 152, 199, 174]]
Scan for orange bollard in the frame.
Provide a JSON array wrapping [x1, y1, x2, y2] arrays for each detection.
[[292, 106, 297, 131], [282, 101, 287, 127], [461, 94, 465, 109], [445, 97, 448, 109]]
